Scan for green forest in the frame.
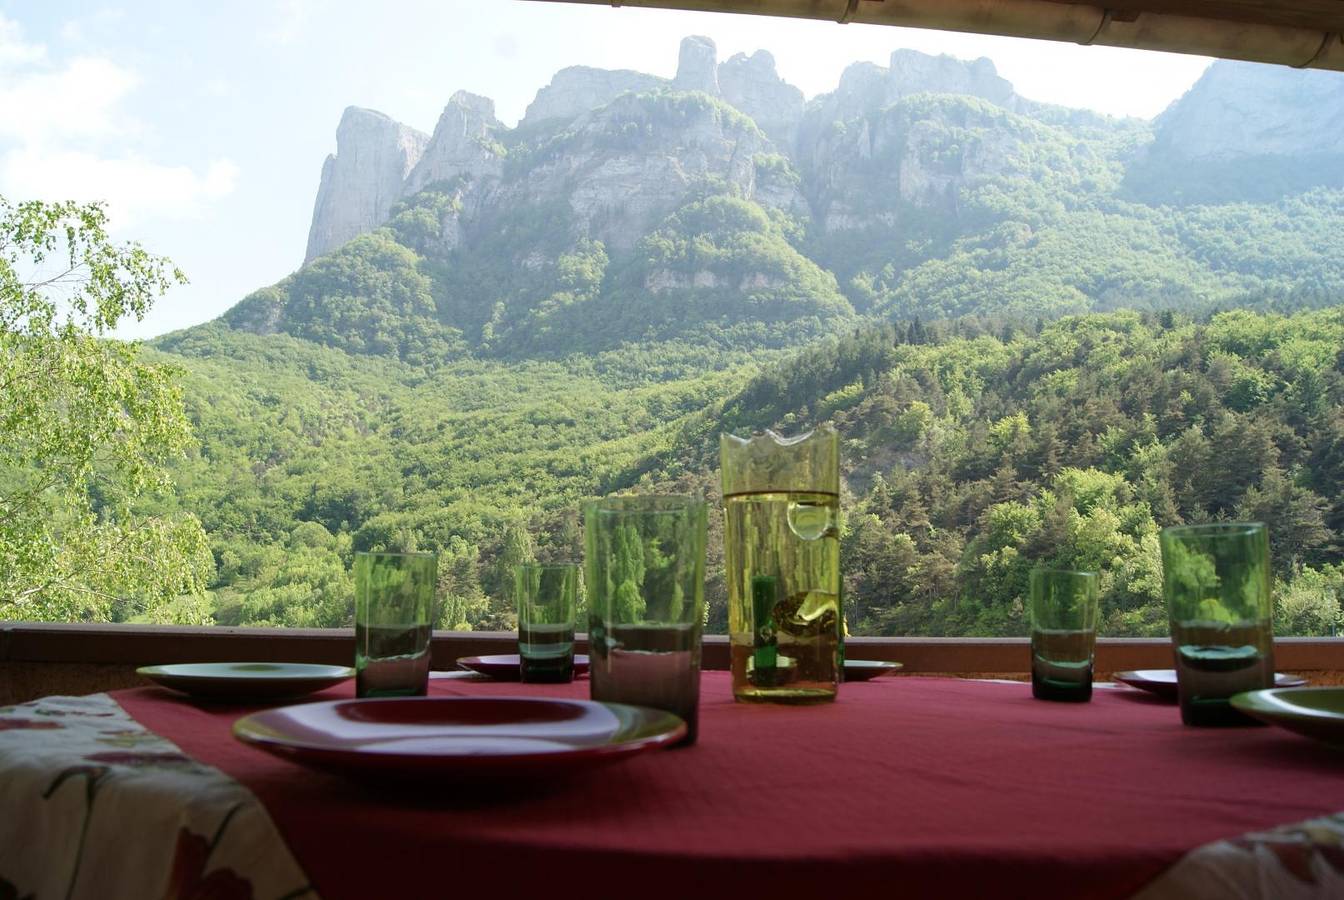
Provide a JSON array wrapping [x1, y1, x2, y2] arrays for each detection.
[[130, 306, 1343, 639], [4, 57, 1344, 637]]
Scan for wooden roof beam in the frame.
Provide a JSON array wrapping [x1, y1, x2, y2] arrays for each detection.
[[535, 0, 1344, 72]]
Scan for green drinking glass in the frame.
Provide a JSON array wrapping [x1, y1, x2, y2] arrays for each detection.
[[1160, 522, 1275, 726], [1029, 568, 1099, 702], [584, 495, 706, 746], [354, 550, 437, 698], [516, 563, 578, 684]]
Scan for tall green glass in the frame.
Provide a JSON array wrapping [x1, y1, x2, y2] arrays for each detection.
[[584, 495, 706, 746], [1029, 568, 1099, 702], [354, 551, 438, 698], [516, 563, 578, 683], [722, 425, 841, 704], [1160, 522, 1274, 726]]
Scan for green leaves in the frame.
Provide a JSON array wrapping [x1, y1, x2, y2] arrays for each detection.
[[0, 196, 210, 622], [0, 197, 185, 339]]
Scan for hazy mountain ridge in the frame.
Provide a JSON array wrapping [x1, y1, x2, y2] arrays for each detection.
[[225, 38, 1342, 364], [302, 37, 1122, 264], [1126, 60, 1344, 204]]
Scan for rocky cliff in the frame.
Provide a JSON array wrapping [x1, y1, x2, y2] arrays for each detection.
[[1124, 59, 1344, 203], [804, 50, 1018, 133], [404, 91, 504, 196], [495, 90, 792, 253], [672, 34, 720, 95], [232, 36, 1344, 362], [1152, 60, 1344, 160], [521, 66, 665, 126], [301, 38, 1061, 267], [302, 35, 811, 265], [304, 108, 429, 264], [298, 36, 1342, 303], [718, 49, 804, 150]]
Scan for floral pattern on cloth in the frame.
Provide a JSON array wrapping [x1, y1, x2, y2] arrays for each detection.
[[0, 693, 317, 900], [1131, 812, 1344, 900]]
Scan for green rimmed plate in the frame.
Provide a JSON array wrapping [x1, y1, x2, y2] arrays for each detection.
[[138, 662, 355, 701], [1230, 687, 1344, 747]]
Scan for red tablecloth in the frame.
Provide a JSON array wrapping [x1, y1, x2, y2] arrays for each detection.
[[114, 673, 1344, 900]]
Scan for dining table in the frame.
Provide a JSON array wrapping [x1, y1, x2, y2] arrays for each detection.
[[2, 670, 1343, 900]]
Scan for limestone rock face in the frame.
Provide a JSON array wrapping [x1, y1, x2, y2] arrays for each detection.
[[888, 50, 1016, 108], [795, 51, 1023, 199], [304, 107, 429, 263], [522, 66, 666, 126], [807, 95, 1082, 234], [298, 36, 811, 266], [811, 51, 1018, 128], [404, 91, 504, 196], [1151, 60, 1344, 160], [793, 49, 1048, 233], [500, 91, 780, 251], [718, 50, 804, 151], [672, 35, 719, 95]]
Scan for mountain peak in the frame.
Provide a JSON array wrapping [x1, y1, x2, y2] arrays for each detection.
[[815, 50, 1019, 131], [521, 65, 666, 127], [725, 49, 778, 73], [886, 49, 1015, 106], [448, 90, 497, 120], [719, 47, 803, 149], [673, 35, 719, 95], [1122, 58, 1344, 203], [403, 91, 503, 197], [304, 108, 429, 264], [337, 106, 399, 130], [1154, 59, 1344, 160]]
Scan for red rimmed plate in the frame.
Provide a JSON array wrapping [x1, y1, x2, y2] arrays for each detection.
[[1113, 669, 1306, 700], [233, 697, 684, 779], [457, 654, 590, 680]]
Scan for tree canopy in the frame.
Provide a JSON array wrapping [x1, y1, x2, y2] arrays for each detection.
[[0, 197, 212, 623]]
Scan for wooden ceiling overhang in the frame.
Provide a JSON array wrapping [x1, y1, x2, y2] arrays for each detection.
[[537, 0, 1344, 71]]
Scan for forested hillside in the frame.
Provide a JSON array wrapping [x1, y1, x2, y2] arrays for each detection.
[[74, 40, 1344, 636], [152, 325, 759, 628], [142, 307, 1344, 638], [646, 309, 1344, 635]]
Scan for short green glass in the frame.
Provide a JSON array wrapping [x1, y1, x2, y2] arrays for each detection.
[[354, 551, 437, 698], [515, 563, 578, 683], [1160, 522, 1275, 726], [1029, 568, 1099, 702], [584, 495, 706, 746]]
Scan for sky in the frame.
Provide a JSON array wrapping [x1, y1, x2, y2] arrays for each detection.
[[0, 0, 1218, 339]]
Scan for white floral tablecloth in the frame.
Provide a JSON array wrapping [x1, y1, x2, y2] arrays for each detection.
[[0, 693, 315, 900]]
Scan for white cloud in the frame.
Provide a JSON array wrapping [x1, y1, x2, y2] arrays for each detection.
[[264, 0, 315, 45], [203, 77, 235, 98], [59, 8, 126, 46], [0, 13, 46, 69], [1, 151, 239, 227], [0, 56, 141, 145], [0, 13, 238, 229]]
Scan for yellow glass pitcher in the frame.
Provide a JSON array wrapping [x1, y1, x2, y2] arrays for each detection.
[[721, 425, 841, 703]]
